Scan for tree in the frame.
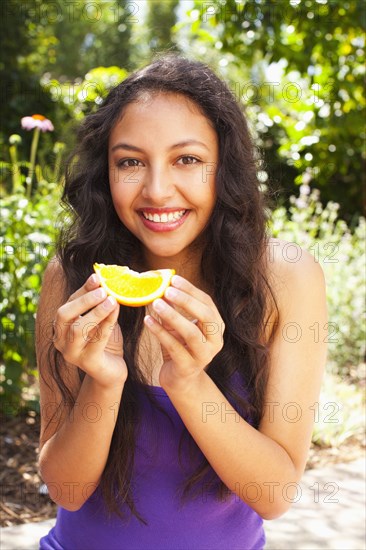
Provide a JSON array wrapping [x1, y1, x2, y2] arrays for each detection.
[[1, 0, 133, 165], [49, 0, 132, 79], [0, 0, 56, 140], [180, 0, 365, 218], [146, 0, 180, 56]]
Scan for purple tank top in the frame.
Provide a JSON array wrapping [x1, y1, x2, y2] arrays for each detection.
[[40, 380, 265, 550]]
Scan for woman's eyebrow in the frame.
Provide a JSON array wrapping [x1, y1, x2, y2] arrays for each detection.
[[111, 143, 144, 153], [110, 139, 209, 153], [170, 140, 209, 151]]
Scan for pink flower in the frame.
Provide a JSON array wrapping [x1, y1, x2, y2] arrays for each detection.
[[21, 114, 54, 132]]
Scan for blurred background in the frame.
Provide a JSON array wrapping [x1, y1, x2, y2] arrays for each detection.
[[0, 0, 365, 527]]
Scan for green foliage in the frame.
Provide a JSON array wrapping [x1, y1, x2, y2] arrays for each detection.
[[0, 1, 59, 140], [42, 66, 128, 122], [1, 115, 64, 415], [5, 0, 132, 78], [146, 0, 180, 54], [48, 0, 132, 79], [269, 185, 366, 374], [178, 0, 365, 217], [1, 118, 64, 200], [36, 66, 128, 157], [0, 185, 62, 416], [0, 0, 133, 141]]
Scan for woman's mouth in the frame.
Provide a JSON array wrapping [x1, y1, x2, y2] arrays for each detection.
[[138, 209, 190, 232]]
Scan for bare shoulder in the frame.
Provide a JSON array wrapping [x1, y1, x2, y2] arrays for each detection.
[[261, 237, 326, 341], [264, 237, 326, 296], [41, 256, 66, 297]]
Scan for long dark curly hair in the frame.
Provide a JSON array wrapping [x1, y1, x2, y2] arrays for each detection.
[[45, 54, 279, 524]]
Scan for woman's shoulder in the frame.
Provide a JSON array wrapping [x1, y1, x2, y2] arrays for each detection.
[[37, 256, 67, 324], [260, 238, 326, 345], [43, 255, 64, 277], [264, 237, 326, 316], [41, 256, 66, 293], [265, 237, 325, 284]]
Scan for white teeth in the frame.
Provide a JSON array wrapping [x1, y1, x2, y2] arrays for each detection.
[[142, 210, 186, 223]]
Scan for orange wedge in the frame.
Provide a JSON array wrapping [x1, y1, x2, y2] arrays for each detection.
[[93, 263, 175, 307]]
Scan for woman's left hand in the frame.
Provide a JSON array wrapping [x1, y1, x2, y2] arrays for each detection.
[[144, 274, 225, 391]]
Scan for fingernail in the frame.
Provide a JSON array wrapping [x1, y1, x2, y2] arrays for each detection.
[[144, 315, 154, 326], [93, 287, 106, 298], [103, 296, 116, 309], [165, 287, 178, 299], [171, 275, 183, 288], [153, 299, 166, 312], [90, 274, 99, 285]]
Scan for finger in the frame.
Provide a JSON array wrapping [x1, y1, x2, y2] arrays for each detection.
[[69, 296, 118, 346], [170, 275, 214, 307], [56, 287, 109, 325], [80, 304, 121, 351], [159, 324, 191, 364], [150, 299, 214, 362], [55, 296, 118, 361], [159, 321, 187, 346], [144, 315, 191, 364], [153, 300, 223, 362], [163, 287, 224, 338], [68, 273, 101, 302]]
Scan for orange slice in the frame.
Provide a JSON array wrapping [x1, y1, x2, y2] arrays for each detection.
[[93, 263, 175, 307]]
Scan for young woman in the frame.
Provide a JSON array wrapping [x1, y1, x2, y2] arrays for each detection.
[[37, 55, 328, 549]]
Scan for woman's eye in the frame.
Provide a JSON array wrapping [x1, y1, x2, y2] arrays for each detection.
[[177, 155, 201, 165], [117, 159, 142, 168]]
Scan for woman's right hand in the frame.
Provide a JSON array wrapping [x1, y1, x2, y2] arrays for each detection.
[[53, 273, 128, 388]]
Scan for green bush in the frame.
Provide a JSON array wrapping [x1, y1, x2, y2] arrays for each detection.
[[269, 184, 366, 375], [1, 113, 64, 415], [0, 184, 62, 415]]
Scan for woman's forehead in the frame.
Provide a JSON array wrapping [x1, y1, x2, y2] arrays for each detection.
[[118, 91, 204, 120], [109, 93, 217, 144]]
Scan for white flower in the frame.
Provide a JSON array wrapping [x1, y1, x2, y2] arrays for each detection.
[[299, 184, 311, 196]]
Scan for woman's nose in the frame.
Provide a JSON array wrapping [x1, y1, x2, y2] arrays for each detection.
[[141, 166, 175, 203]]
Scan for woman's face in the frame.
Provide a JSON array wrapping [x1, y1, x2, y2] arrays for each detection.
[[108, 92, 218, 269]]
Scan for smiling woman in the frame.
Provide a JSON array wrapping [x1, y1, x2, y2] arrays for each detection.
[[36, 54, 327, 550]]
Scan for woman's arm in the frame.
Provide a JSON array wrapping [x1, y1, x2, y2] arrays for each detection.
[[36, 259, 126, 511], [146, 244, 327, 519]]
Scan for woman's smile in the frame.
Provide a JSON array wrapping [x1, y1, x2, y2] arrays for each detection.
[[138, 207, 190, 232]]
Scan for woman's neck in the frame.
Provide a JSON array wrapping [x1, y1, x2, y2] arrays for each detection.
[[140, 247, 208, 292]]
